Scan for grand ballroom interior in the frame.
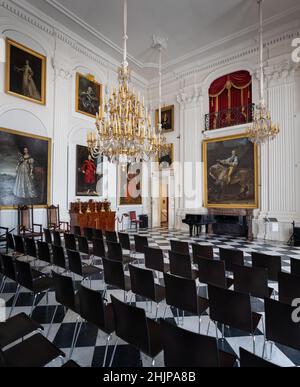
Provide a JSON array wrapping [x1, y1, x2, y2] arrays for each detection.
[[0, 0, 300, 370]]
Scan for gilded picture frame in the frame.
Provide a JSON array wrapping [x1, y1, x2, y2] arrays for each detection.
[[158, 144, 174, 169], [155, 105, 175, 133], [0, 127, 52, 209], [75, 73, 102, 118], [203, 134, 259, 209], [5, 38, 47, 105]]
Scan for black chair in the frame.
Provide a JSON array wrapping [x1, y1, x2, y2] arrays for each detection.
[[170, 240, 190, 255], [77, 285, 115, 366], [102, 258, 131, 301], [168, 251, 198, 280], [0, 254, 17, 294], [118, 232, 134, 255], [53, 231, 62, 247], [144, 247, 170, 273], [107, 241, 135, 265], [219, 248, 244, 272], [192, 244, 214, 263], [0, 313, 42, 350], [0, 226, 8, 254], [92, 238, 106, 259], [129, 265, 165, 320], [110, 295, 162, 367], [264, 298, 300, 360], [78, 236, 91, 257], [92, 228, 103, 240], [13, 260, 53, 317], [197, 257, 233, 290], [239, 348, 280, 368], [64, 233, 77, 251], [6, 233, 16, 255], [161, 319, 236, 367], [62, 360, 81, 368], [14, 235, 26, 256], [67, 250, 101, 284], [37, 241, 52, 266], [278, 272, 300, 305], [233, 264, 274, 299], [208, 285, 262, 354], [73, 226, 81, 236], [52, 245, 67, 271], [44, 228, 53, 245], [25, 238, 37, 259], [105, 231, 118, 243], [134, 235, 149, 256], [0, 333, 65, 367], [163, 273, 209, 332], [83, 227, 94, 242], [251, 252, 282, 282], [290, 258, 300, 277]]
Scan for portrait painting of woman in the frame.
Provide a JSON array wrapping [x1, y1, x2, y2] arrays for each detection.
[[6, 39, 46, 105], [0, 128, 51, 208]]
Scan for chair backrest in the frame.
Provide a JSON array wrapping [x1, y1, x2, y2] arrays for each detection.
[[265, 298, 300, 351], [52, 245, 66, 269], [111, 295, 151, 355], [239, 348, 279, 368], [67, 250, 83, 276], [14, 235, 25, 254], [18, 205, 32, 231], [219, 248, 244, 272], [134, 235, 149, 254], [129, 211, 137, 221], [37, 241, 51, 264], [192, 244, 214, 263], [251, 252, 281, 281], [64, 233, 77, 251], [73, 226, 81, 236], [161, 319, 220, 367], [53, 231, 62, 247], [278, 272, 300, 305], [290, 258, 300, 277], [78, 236, 89, 255], [47, 205, 59, 227], [107, 242, 123, 262], [164, 273, 198, 315], [102, 258, 126, 290], [78, 285, 106, 328], [129, 265, 156, 301], [52, 271, 76, 311], [144, 247, 165, 272], [44, 228, 52, 244], [15, 260, 34, 291], [233, 264, 270, 299], [25, 238, 37, 258], [1, 254, 16, 281], [168, 251, 193, 279], [105, 231, 118, 243], [92, 238, 106, 258], [92, 229, 103, 240], [6, 233, 15, 251], [208, 285, 253, 333], [170, 240, 189, 255], [83, 227, 93, 241], [197, 257, 227, 288], [118, 233, 131, 251]]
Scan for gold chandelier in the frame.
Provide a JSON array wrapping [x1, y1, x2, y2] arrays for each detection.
[[87, 0, 167, 164], [247, 0, 280, 144]]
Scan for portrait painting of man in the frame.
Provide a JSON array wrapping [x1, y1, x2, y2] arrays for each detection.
[[76, 145, 103, 196], [155, 105, 174, 133], [203, 134, 258, 209], [119, 163, 143, 206], [6, 39, 46, 105], [0, 128, 51, 208], [76, 73, 102, 118]]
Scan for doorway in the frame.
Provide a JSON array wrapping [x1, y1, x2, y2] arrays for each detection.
[[160, 180, 169, 227]]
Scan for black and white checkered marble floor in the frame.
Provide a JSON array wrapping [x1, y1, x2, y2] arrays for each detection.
[[1, 228, 300, 367]]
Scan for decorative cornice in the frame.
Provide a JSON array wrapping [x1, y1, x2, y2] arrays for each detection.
[[177, 87, 203, 108]]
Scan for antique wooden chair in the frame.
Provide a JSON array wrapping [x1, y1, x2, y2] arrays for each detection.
[[17, 205, 43, 241], [47, 205, 70, 233], [0, 226, 9, 253]]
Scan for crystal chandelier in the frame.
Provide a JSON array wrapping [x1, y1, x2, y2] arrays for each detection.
[[87, 0, 167, 164], [247, 0, 280, 144]]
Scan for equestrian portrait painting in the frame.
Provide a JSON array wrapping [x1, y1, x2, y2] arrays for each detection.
[[6, 39, 46, 105], [203, 134, 258, 209], [76, 73, 102, 118], [0, 128, 51, 209]]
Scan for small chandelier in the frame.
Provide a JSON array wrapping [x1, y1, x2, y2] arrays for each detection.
[[247, 0, 280, 144], [87, 0, 167, 164]]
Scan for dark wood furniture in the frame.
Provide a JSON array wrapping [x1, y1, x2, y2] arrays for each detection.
[[17, 205, 43, 241], [47, 205, 70, 232]]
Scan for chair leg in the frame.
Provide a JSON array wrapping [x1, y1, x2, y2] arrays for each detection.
[[9, 284, 21, 318], [163, 304, 169, 319], [69, 316, 81, 360], [47, 304, 58, 338], [0, 277, 6, 293], [70, 319, 84, 359], [155, 302, 160, 321], [109, 338, 120, 367], [198, 316, 202, 334], [30, 293, 38, 317], [215, 321, 219, 342], [252, 334, 256, 354], [262, 339, 267, 359], [102, 334, 112, 367]]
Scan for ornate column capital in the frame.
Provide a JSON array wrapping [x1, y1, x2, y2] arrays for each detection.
[[51, 58, 72, 80], [265, 60, 296, 86], [177, 86, 203, 109]]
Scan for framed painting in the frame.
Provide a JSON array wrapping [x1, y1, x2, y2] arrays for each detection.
[[158, 144, 174, 169], [76, 145, 103, 197], [119, 163, 143, 206], [75, 73, 102, 118], [155, 105, 174, 133], [203, 134, 258, 209], [0, 128, 51, 209], [5, 38, 46, 105]]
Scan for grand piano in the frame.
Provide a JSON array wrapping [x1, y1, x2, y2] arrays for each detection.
[[182, 214, 215, 237]]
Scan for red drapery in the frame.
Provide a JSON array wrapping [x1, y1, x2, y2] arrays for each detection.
[[209, 71, 252, 125]]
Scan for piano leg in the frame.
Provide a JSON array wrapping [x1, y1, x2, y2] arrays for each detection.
[[189, 225, 193, 237]]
